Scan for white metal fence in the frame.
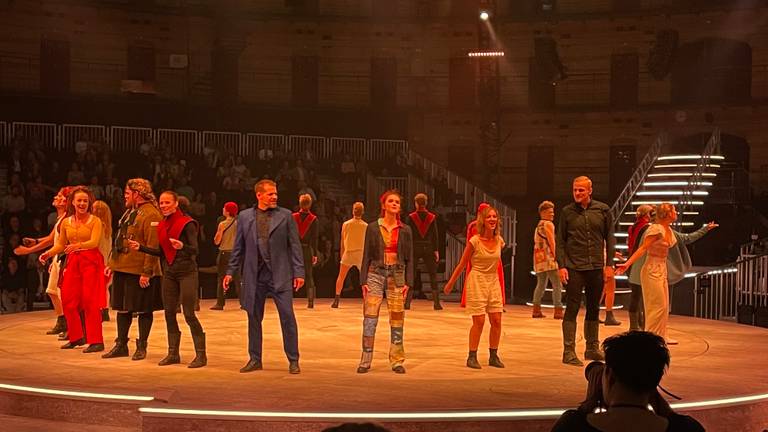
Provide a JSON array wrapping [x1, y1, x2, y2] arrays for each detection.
[[694, 255, 768, 322], [60, 124, 108, 153], [110, 126, 153, 153], [10, 122, 58, 150]]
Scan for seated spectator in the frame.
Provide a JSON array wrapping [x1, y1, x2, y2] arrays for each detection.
[[2, 187, 26, 216], [189, 193, 207, 220], [551, 331, 704, 432], [1, 257, 27, 313], [88, 176, 105, 200], [66, 162, 86, 185], [176, 176, 195, 201]]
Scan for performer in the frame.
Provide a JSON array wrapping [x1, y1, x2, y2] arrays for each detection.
[[463, 203, 506, 307], [601, 246, 622, 327], [14, 186, 72, 336], [39, 186, 106, 353], [625, 204, 654, 331], [102, 179, 164, 361], [531, 200, 563, 319], [332, 202, 367, 309], [618, 204, 717, 344], [293, 194, 319, 309], [444, 205, 505, 369], [557, 176, 615, 367], [211, 201, 239, 310], [223, 179, 305, 374], [128, 191, 207, 368], [406, 193, 441, 310], [92, 200, 113, 322], [357, 190, 414, 374]]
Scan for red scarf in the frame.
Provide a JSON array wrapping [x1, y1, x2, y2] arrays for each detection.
[[292, 210, 317, 240], [627, 217, 650, 254], [158, 209, 193, 265], [409, 210, 436, 239]]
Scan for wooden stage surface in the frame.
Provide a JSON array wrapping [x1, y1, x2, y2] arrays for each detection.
[[1, 300, 767, 431]]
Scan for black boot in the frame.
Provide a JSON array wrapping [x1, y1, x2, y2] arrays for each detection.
[[47, 315, 67, 335], [331, 295, 340, 309], [102, 338, 129, 358], [628, 311, 642, 331], [158, 332, 181, 366], [489, 348, 505, 368], [188, 332, 207, 368], [132, 340, 148, 361], [603, 311, 621, 326], [466, 350, 481, 369], [433, 290, 443, 310], [584, 320, 605, 361], [101, 309, 110, 322], [133, 312, 152, 361], [562, 320, 583, 366], [103, 312, 132, 358]]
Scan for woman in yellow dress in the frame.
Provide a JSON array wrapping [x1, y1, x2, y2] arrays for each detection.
[[444, 205, 505, 369]]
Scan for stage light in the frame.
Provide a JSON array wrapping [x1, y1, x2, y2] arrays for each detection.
[[479, 10, 490, 20], [643, 181, 713, 187], [657, 155, 725, 161], [636, 191, 709, 196], [0, 383, 154, 401], [468, 51, 505, 57], [654, 163, 720, 169], [647, 173, 716, 177]]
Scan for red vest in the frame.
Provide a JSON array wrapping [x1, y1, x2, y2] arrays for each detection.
[[292, 211, 317, 240], [408, 210, 436, 239]]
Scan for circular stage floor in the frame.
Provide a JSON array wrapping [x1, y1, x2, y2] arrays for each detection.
[[1, 300, 767, 431]]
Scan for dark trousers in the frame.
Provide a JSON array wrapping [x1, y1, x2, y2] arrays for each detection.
[[563, 268, 604, 322], [247, 267, 299, 362], [162, 269, 203, 338], [216, 250, 239, 306], [628, 282, 643, 313], [411, 245, 438, 300]]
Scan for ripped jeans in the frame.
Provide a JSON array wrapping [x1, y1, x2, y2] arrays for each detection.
[[359, 264, 406, 370]]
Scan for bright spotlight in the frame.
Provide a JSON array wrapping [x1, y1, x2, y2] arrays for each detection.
[[479, 11, 490, 20]]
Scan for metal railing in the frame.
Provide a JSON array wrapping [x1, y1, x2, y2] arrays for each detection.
[[609, 132, 666, 225], [676, 129, 720, 228], [0, 121, 7, 148], [693, 255, 768, 321], [741, 237, 768, 258]]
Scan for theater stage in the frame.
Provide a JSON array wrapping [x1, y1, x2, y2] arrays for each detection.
[[1, 300, 767, 431]]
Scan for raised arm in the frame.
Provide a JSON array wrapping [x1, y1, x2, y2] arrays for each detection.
[[616, 233, 660, 274]]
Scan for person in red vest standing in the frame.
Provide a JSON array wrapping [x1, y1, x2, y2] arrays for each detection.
[[462, 203, 506, 308], [406, 193, 442, 310], [293, 194, 319, 308]]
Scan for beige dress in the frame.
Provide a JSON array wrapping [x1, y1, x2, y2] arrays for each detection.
[[340, 218, 368, 269], [641, 224, 677, 340], [465, 235, 505, 316]]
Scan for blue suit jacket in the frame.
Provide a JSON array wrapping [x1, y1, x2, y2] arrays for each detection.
[[227, 206, 305, 312]]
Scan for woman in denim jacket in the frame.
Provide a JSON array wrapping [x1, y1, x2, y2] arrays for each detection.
[[357, 190, 414, 374]]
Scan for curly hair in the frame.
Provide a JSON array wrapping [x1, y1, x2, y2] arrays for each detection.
[[126, 178, 156, 205]]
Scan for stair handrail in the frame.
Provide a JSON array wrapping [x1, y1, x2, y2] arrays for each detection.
[[609, 133, 666, 225], [676, 128, 720, 229]]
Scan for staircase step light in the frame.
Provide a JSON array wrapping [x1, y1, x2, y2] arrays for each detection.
[[657, 155, 724, 161], [643, 181, 713, 187], [636, 191, 709, 196], [654, 163, 720, 169], [648, 172, 716, 177], [631, 200, 704, 205]]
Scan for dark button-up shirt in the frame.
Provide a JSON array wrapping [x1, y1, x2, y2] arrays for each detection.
[[255, 207, 272, 268], [556, 199, 615, 271]]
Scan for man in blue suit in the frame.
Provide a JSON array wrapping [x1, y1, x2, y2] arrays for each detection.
[[223, 179, 305, 374]]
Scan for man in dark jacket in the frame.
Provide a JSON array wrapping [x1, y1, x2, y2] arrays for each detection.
[[557, 176, 615, 367], [406, 193, 441, 310]]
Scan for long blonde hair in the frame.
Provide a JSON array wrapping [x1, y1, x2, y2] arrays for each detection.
[[475, 205, 501, 239], [92, 200, 113, 238]]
